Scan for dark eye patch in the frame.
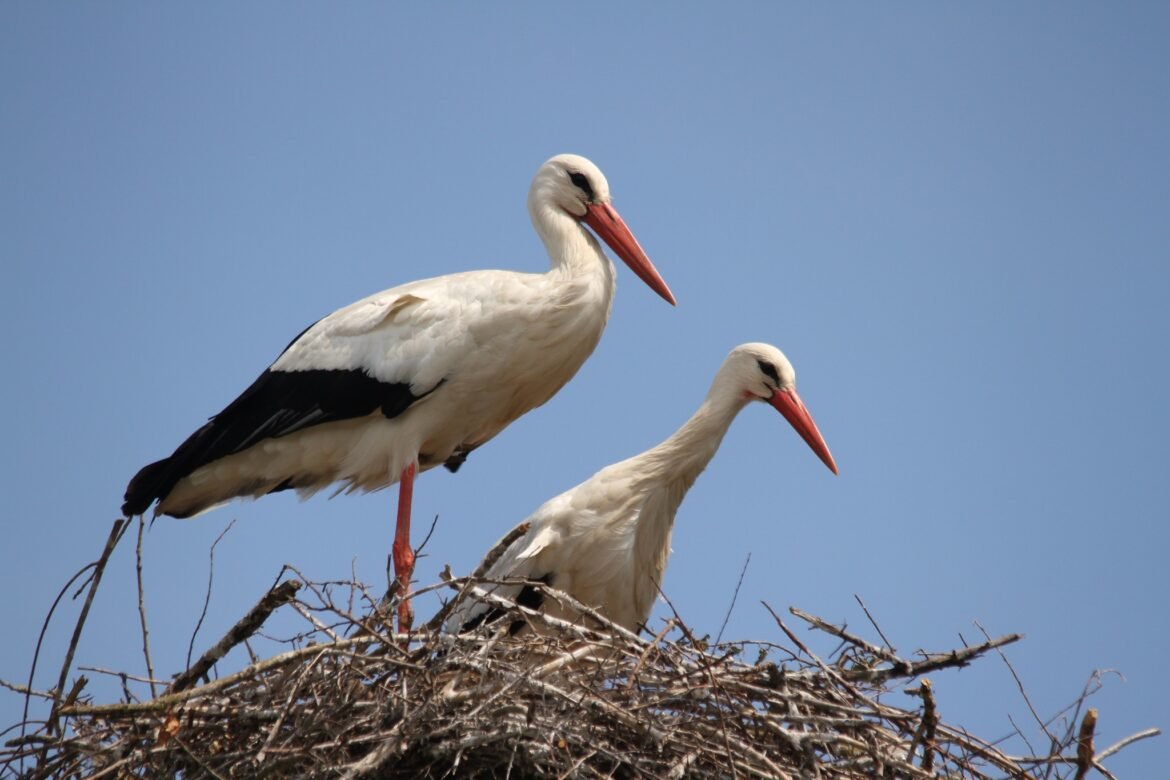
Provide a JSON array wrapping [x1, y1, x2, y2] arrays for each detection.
[[568, 171, 596, 202], [757, 360, 780, 384]]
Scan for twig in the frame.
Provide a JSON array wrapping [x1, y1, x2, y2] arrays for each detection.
[[762, 601, 871, 709], [15, 567, 1157, 780], [1095, 727, 1161, 761], [1008, 711, 1040, 761], [975, 620, 1058, 749], [22, 560, 96, 739], [169, 579, 302, 694], [48, 519, 128, 734], [65, 637, 386, 716], [134, 515, 157, 699], [0, 679, 53, 699], [863, 631, 1022, 684], [789, 606, 910, 675], [656, 587, 739, 780], [1092, 762, 1119, 780], [854, 593, 897, 653], [186, 518, 236, 671], [255, 647, 327, 763], [626, 619, 676, 691], [76, 666, 165, 686], [172, 734, 230, 780], [715, 552, 750, 646], [415, 513, 440, 560]]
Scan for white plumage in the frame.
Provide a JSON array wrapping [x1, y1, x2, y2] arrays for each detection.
[[122, 153, 675, 629], [159, 268, 621, 514], [450, 343, 838, 634]]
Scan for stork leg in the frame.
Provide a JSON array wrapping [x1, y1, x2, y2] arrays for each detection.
[[392, 462, 417, 634]]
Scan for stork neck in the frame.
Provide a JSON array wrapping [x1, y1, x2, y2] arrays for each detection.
[[638, 391, 747, 494], [532, 205, 615, 283], [626, 390, 748, 600]]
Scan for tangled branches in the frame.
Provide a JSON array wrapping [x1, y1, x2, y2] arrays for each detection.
[[4, 550, 1159, 779]]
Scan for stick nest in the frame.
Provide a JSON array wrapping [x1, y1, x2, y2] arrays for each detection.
[[2, 522, 1155, 778]]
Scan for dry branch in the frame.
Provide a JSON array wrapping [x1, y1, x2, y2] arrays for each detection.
[[1075, 707, 1097, 780], [3, 566, 1156, 779], [45, 519, 128, 740], [168, 579, 302, 695]]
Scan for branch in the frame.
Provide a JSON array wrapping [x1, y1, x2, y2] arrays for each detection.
[[186, 518, 236, 670], [715, 552, 750, 646], [1074, 707, 1096, 780], [976, 618, 1063, 757], [62, 636, 392, 717], [168, 579, 302, 694], [134, 516, 157, 699], [789, 606, 911, 676], [1095, 727, 1161, 762], [48, 520, 128, 733], [762, 601, 875, 712], [905, 678, 938, 772], [854, 593, 897, 653]]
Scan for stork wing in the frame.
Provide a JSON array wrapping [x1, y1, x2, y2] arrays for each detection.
[[446, 496, 571, 633], [123, 274, 483, 517], [271, 269, 531, 389]]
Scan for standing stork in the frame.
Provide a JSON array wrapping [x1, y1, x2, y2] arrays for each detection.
[[121, 153, 675, 630], [449, 343, 837, 635]]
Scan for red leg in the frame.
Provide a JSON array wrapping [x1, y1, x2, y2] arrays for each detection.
[[392, 461, 417, 634]]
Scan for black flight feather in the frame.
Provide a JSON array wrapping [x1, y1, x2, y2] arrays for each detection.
[[122, 367, 423, 518], [459, 574, 553, 636]]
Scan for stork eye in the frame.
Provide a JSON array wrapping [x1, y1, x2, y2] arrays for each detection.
[[568, 171, 595, 202], [757, 360, 780, 384]]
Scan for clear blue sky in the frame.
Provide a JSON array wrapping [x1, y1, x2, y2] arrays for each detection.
[[3, 4, 1167, 773]]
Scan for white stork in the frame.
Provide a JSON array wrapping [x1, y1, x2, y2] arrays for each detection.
[[121, 153, 675, 630], [449, 343, 837, 635]]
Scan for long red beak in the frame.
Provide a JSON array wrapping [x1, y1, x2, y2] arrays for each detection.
[[583, 202, 676, 305], [769, 388, 839, 475]]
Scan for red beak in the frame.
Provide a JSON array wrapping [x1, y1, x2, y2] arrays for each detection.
[[583, 202, 676, 306], [769, 388, 839, 475]]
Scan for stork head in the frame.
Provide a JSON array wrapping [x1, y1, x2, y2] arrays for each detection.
[[718, 343, 838, 475], [529, 154, 676, 305]]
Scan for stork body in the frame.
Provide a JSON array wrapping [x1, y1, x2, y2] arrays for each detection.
[[450, 343, 837, 635], [122, 154, 675, 629]]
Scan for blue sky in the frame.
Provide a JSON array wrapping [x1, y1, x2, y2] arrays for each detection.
[[3, 4, 1167, 773]]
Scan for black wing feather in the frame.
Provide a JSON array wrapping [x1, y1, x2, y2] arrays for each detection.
[[459, 574, 554, 636], [122, 367, 421, 517]]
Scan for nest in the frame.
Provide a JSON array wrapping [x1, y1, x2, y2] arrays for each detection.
[[2, 520, 1156, 778]]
